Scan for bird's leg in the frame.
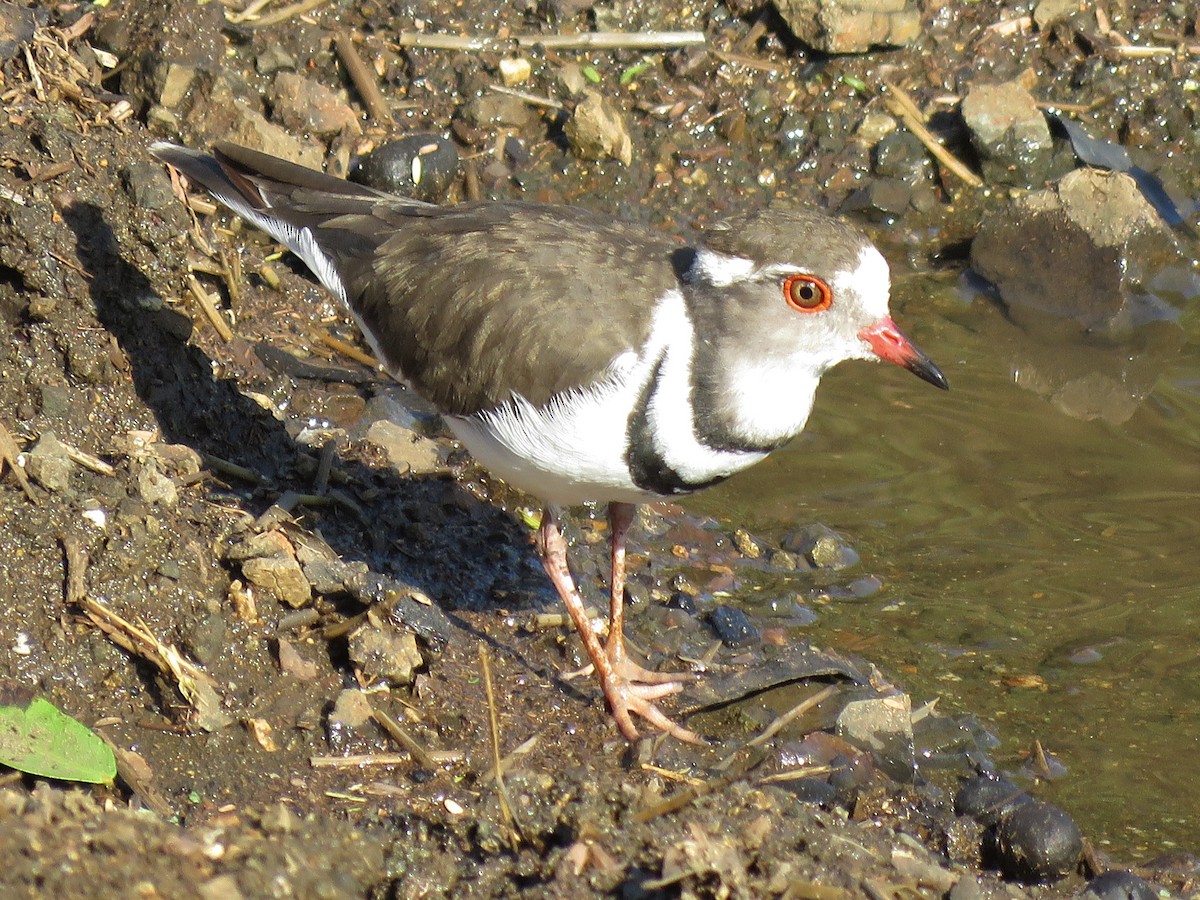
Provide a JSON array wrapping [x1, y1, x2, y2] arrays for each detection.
[[606, 502, 695, 686], [537, 505, 700, 744]]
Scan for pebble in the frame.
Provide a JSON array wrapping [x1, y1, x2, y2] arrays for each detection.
[[709, 605, 759, 647], [25, 431, 73, 493], [784, 523, 860, 570], [348, 624, 423, 686], [351, 135, 460, 203], [954, 773, 1029, 827], [563, 90, 632, 166], [1080, 870, 1160, 900], [993, 799, 1083, 882]]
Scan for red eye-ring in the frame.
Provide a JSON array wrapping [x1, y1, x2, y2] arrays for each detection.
[[783, 274, 833, 313]]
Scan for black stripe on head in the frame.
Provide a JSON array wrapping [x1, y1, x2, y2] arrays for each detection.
[[625, 354, 730, 497]]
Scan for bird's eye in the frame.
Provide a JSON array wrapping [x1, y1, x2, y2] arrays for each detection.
[[783, 274, 833, 313]]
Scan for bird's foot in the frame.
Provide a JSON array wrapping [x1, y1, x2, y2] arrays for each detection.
[[593, 657, 703, 745]]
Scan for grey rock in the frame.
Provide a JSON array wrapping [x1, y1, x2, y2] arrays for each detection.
[[774, 0, 921, 54], [348, 624, 423, 687], [961, 81, 1053, 187], [971, 168, 1198, 332], [564, 90, 633, 166], [365, 419, 445, 475], [784, 523, 859, 570], [25, 431, 73, 492], [835, 692, 915, 780], [242, 555, 312, 608], [134, 459, 178, 508], [269, 71, 361, 137]]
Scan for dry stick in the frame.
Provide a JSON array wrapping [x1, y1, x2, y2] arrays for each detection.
[[185, 274, 234, 342], [311, 328, 380, 369], [61, 533, 88, 606], [227, 0, 276, 24], [334, 32, 392, 124], [372, 707, 463, 767], [244, 0, 329, 28], [881, 80, 983, 189], [310, 753, 413, 768], [479, 643, 522, 848], [487, 84, 565, 111], [0, 423, 37, 503], [393, 30, 705, 52], [714, 683, 838, 772]]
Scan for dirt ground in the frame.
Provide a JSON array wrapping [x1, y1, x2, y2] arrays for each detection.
[[1, 0, 1198, 897]]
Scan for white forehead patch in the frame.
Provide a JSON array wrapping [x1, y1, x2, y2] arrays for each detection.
[[832, 245, 891, 318], [689, 249, 756, 287]]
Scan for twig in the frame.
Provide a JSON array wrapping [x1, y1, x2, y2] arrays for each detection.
[[227, 0, 276, 24], [487, 84, 565, 111], [716, 684, 838, 771], [59, 439, 117, 477], [60, 533, 89, 606], [185, 274, 235, 342], [23, 45, 45, 101], [0, 422, 37, 503], [309, 753, 414, 768], [393, 30, 706, 52], [881, 80, 983, 188], [201, 452, 265, 484], [372, 707, 463, 767], [310, 328, 380, 369], [708, 48, 783, 73], [71, 577, 233, 731], [480, 642, 521, 848], [335, 32, 392, 123], [244, 0, 329, 28]]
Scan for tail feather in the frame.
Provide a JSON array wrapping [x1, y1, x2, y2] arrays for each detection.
[[149, 142, 419, 303]]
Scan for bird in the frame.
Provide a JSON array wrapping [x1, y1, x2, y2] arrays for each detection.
[[151, 141, 948, 744]]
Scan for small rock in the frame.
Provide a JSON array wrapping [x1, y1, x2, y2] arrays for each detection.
[[25, 431, 73, 493], [1081, 870, 1160, 900], [498, 56, 532, 86], [774, 0, 921, 54], [961, 80, 1053, 187], [954, 773, 1029, 827], [134, 458, 178, 508], [971, 168, 1199, 332], [462, 92, 533, 129], [709, 605, 759, 647], [348, 624, 423, 686], [277, 638, 319, 681], [270, 71, 361, 137], [255, 45, 296, 76], [242, 556, 312, 608], [186, 614, 227, 666], [835, 692, 915, 779], [993, 799, 1082, 883], [784, 523, 859, 570], [731, 528, 761, 558], [564, 91, 633, 166], [1033, 0, 1079, 30], [351, 135, 460, 203], [329, 688, 374, 731], [365, 419, 445, 475]]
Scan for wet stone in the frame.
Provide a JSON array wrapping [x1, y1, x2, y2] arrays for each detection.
[[564, 90, 633, 166], [242, 555, 312, 608], [709, 605, 759, 648], [731, 528, 761, 558], [348, 624, 423, 687], [185, 614, 227, 666], [993, 799, 1082, 883], [961, 81, 1053, 188], [364, 419, 445, 476], [351, 135, 460, 204], [785, 523, 859, 570], [835, 692, 915, 780], [954, 773, 1030, 827], [1081, 870, 1160, 900]]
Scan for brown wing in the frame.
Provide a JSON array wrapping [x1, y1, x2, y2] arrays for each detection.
[[153, 142, 681, 415]]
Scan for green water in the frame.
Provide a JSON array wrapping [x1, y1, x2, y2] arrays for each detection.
[[696, 272, 1200, 857]]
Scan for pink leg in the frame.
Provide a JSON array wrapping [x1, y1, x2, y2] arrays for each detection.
[[537, 505, 701, 744]]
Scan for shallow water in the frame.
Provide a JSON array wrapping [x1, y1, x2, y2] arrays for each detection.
[[695, 271, 1200, 857]]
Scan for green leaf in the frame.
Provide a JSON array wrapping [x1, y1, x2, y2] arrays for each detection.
[[619, 59, 654, 85], [840, 73, 869, 95], [0, 697, 117, 784], [581, 65, 602, 84]]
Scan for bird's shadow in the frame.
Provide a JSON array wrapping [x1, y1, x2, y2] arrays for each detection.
[[63, 200, 591, 696]]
